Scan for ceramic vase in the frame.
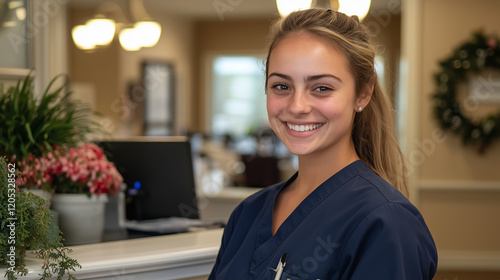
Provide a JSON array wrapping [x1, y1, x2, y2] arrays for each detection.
[[51, 194, 108, 246]]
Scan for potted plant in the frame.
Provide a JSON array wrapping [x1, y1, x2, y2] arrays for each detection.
[[0, 72, 121, 266], [1, 156, 81, 280], [16, 143, 123, 245]]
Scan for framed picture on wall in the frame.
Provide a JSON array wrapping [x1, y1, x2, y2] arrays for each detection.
[[142, 61, 176, 136]]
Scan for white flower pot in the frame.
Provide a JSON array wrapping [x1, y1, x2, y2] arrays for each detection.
[[28, 188, 53, 202], [51, 194, 108, 246]]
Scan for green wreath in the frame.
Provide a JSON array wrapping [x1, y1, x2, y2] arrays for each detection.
[[432, 31, 500, 153]]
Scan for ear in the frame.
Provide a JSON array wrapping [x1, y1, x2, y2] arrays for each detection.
[[355, 84, 373, 112]]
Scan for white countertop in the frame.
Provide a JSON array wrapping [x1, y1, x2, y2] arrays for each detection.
[[4, 228, 223, 280]]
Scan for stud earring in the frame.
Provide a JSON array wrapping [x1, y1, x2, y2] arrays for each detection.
[[358, 106, 363, 112]]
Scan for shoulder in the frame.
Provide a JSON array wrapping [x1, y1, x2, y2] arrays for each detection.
[[333, 162, 435, 252], [335, 166, 437, 278], [344, 162, 419, 217], [338, 202, 437, 279]]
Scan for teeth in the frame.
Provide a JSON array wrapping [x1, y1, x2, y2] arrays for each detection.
[[287, 123, 322, 132]]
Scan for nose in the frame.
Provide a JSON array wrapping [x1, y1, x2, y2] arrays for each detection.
[[288, 90, 312, 115]]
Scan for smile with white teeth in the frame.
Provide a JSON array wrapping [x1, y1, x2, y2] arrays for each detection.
[[287, 122, 323, 132]]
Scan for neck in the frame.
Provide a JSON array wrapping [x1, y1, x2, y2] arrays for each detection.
[[294, 140, 359, 194]]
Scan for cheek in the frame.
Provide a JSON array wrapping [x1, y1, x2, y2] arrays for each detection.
[[266, 96, 282, 118], [317, 101, 354, 122]]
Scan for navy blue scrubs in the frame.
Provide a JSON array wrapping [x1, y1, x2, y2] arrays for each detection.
[[208, 160, 437, 280]]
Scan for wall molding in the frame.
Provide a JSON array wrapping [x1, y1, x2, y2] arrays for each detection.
[[438, 250, 500, 271], [419, 180, 500, 192]]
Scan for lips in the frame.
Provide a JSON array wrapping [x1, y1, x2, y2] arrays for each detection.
[[286, 122, 323, 132]]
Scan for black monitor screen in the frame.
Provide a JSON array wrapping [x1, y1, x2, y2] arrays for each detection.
[[97, 137, 199, 221]]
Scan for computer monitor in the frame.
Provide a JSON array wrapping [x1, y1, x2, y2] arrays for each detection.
[[97, 136, 199, 221]]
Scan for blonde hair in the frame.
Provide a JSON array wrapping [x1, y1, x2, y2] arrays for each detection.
[[265, 9, 408, 197]]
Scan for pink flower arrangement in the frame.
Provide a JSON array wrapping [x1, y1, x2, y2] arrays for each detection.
[[17, 143, 123, 196]]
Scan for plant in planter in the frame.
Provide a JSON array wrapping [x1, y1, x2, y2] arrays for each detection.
[[1, 74, 122, 246], [16, 143, 123, 245], [0, 156, 81, 280]]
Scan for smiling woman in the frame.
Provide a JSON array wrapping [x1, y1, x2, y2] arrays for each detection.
[[208, 8, 437, 280]]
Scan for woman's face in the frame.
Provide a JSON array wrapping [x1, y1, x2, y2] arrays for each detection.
[[266, 31, 366, 157]]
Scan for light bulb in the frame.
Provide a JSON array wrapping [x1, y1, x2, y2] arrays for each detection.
[[72, 25, 95, 50], [86, 18, 116, 46], [134, 21, 162, 48], [276, 0, 312, 17], [119, 28, 142, 51], [338, 0, 371, 21], [15, 7, 26, 21]]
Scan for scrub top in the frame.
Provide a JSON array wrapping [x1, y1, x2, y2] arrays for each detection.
[[208, 160, 437, 280]]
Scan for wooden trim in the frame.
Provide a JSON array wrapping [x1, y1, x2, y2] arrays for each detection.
[[419, 180, 500, 192], [438, 251, 500, 271], [399, 0, 424, 206]]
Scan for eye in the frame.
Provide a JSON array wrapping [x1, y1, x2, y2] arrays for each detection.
[[313, 85, 334, 93], [271, 83, 290, 91]]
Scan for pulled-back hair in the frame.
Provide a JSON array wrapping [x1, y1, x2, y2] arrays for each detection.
[[265, 8, 408, 197]]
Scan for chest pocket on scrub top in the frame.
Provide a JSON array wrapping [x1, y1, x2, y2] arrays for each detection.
[[262, 266, 303, 280]]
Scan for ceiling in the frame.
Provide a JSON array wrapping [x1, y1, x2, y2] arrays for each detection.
[[68, 0, 399, 20]]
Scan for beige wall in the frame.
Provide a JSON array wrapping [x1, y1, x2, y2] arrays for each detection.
[[413, 0, 500, 268]]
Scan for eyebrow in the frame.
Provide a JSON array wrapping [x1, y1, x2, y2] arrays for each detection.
[[267, 72, 343, 83]]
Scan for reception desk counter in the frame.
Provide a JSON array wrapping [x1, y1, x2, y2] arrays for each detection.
[[3, 186, 257, 280], [3, 228, 223, 280]]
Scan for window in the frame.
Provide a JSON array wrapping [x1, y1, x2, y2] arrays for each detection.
[[210, 56, 268, 136], [0, 0, 30, 70]]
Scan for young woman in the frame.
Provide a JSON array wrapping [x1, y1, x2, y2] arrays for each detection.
[[209, 8, 437, 280]]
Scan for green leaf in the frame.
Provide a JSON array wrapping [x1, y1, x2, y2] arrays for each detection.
[[25, 123, 35, 144]]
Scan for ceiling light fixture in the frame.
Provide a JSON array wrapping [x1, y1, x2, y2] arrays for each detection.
[[71, 0, 161, 52]]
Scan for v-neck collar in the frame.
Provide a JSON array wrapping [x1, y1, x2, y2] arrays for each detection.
[[250, 160, 368, 270]]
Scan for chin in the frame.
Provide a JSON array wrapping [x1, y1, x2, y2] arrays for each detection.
[[284, 144, 315, 156]]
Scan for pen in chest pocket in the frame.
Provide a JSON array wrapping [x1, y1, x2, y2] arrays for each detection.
[[273, 252, 288, 280]]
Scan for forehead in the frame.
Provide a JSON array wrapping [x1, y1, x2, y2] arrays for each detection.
[[268, 31, 352, 78]]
